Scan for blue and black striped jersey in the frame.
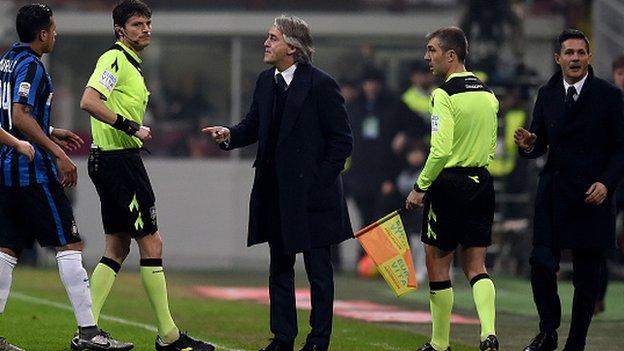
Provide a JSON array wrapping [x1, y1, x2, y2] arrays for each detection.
[[0, 43, 58, 187]]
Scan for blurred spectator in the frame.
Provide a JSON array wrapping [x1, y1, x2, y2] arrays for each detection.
[[461, 0, 523, 79], [594, 54, 624, 314], [488, 87, 527, 181], [153, 73, 217, 156], [340, 77, 361, 106], [401, 61, 434, 118], [488, 85, 533, 276], [343, 67, 404, 235], [613, 54, 624, 91], [376, 139, 428, 283]]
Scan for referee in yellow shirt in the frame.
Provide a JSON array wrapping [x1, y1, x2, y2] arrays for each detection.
[[78, 1, 213, 350], [405, 27, 499, 351]]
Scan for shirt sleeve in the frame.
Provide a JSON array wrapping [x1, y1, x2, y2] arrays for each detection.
[[86, 50, 121, 100], [12, 60, 44, 108], [416, 88, 454, 191], [489, 98, 500, 163]]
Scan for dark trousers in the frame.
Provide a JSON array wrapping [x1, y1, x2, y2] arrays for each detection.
[[530, 245, 605, 351], [269, 243, 334, 346], [260, 165, 334, 346]]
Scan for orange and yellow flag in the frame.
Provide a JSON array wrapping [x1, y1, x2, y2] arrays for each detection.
[[355, 210, 418, 297]]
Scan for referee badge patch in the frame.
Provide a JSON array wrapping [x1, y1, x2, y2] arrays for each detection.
[[99, 70, 118, 93], [149, 206, 157, 226], [431, 115, 440, 132], [18, 82, 31, 97]]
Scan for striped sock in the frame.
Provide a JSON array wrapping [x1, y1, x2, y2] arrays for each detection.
[[429, 280, 453, 351], [140, 258, 179, 343], [470, 273, 496, 340], [90, 257, 121, 322]]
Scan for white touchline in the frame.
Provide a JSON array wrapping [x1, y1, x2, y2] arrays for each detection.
[[11, 291, 248, 351]]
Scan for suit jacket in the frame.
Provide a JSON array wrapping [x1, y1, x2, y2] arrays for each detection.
[[222, 63, 354, 254], [520, 66, 624, 249]]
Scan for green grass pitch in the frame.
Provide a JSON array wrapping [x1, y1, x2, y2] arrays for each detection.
[[1, 267, 623, 350]]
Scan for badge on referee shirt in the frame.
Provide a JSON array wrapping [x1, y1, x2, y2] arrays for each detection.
[[149, 206, 157, 226], [431, 115, 440, 132], [99, 70, 118, 93]]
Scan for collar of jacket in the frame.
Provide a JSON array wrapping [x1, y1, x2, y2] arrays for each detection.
[[546, 65, 595, 93]]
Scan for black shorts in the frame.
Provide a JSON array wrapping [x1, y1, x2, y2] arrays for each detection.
[[88, 147, 158, 237], [0, 183, 81, 251], [421, 167, 494, 251]]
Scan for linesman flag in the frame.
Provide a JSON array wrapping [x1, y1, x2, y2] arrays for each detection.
[[355, 209, 418, 296]]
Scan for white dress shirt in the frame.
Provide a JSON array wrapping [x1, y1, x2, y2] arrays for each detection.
[[563, 72, 588, 102], [275, 63, 298, 87]]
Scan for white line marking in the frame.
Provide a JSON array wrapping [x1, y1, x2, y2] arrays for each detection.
[[11, 291, 248, 351], [368, 342, 402, 350]]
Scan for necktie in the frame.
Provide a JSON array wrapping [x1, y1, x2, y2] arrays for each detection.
[[565, 86, 577, 108], [275, 73, 288, 92]]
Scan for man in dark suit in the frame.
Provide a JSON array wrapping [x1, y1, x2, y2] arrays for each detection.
[[202, 15, 352, 351], [515, 29, 624, 351]]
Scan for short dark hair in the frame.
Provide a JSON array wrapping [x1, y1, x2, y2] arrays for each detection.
[[426, 27, 468, 62], [556, 29, 590, 53], [16, 4, 53, 43], [113, 0, 151, 35], [612, 54, 624, 71]]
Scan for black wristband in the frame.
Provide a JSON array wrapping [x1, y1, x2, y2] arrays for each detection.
[[112, 114, 140, 136], [413, 184, 426, 193]]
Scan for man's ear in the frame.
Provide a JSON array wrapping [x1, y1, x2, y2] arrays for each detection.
[[287, 45, 297, 56], [554, 53, 560, 65], [114, 25, 124, 38], [447, 50, 455, 63], [38, 30, 47, 43]]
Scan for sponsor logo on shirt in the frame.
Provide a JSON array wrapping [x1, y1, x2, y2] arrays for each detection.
[[18, 82, 31, 97], [99, 70, 118, 93], [466, 84, 483, 89], [431, 115, 440, 132]]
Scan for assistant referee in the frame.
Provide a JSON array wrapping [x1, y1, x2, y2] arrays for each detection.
[[78, 1, 213, 350], [405, 27, 499, 351]]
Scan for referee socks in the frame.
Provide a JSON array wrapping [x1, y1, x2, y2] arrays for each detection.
[[90, 256, 121, 322], [140, 258, 180, 343], [470, 273, 496, 341], [0, 251, 17, 314], [57, 250, 96, 327], [429, 280, 453, 351]]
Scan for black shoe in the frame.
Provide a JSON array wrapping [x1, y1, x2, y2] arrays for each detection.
[[0, 337, 23, 351], [523, 332, 557, 351], [155, 332, 214, 351], [71, 329, 134, 351], [259, 339, 294, 351], [416, 342, 450, 351], [479, 335, 499, 351], [298, 342, 328, 351]]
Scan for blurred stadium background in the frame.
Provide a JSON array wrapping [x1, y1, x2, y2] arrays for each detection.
[[3, 0, 624, 284], [3, 0, 620, 270], [2, 0, 624, 349]]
